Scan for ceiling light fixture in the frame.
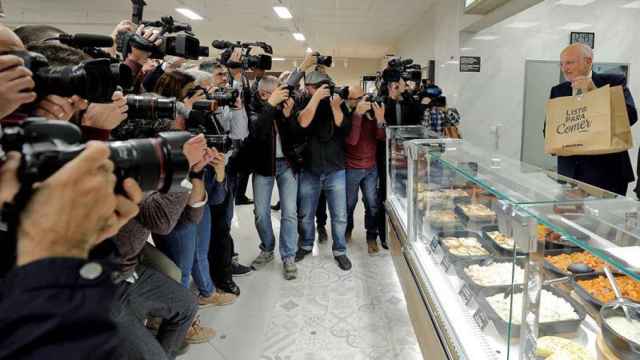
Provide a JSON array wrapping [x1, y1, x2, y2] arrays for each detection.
[[558, 22, 592, 30], [505, 21, 540, 28], [460, 47, 474, 51], [293, 33, 306, 41], [272, 57, 286, 61], [273, 6, 293, 19], [622, 0, 640, 8], [175, 8, 203, 20], [555, 0, 597, 6], [473, 35, 500, 40], [305, 47, 313, 53]]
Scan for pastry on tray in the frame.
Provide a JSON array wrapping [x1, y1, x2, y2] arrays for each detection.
[[458, 204, 496, 222], [441, 237, 489, 256], [487, 231, 519, 251], [428, 210, 458, 227]]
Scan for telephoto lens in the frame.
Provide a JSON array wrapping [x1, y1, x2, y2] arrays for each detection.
[[209, 88, 239, 107], [126, 95, 177, 120]]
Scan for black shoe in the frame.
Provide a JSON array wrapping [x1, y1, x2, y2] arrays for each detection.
[[216, 280, 240, 296], [235, 196, 254, 205], [232, 260, 253, 277], [380, 240, 388, 250], [334, 255, 352, 271], [271, 202, 280, 211], [295, 248, 312, 262], [317, 226, 328, 243]]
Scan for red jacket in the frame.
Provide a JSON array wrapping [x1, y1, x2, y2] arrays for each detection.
[[345, 113, 385, 169]]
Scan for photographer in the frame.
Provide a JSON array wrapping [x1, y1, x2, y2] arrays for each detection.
[[423, 95, 461, 137], [343, 85, 386, 254], [247, 76, 302, 280], [295, 61, 353, 271]]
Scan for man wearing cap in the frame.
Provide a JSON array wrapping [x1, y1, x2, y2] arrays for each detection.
[[294, 63, 353, 271]]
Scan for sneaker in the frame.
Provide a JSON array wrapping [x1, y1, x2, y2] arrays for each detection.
[[251, 251, 274, 270], [185, 317, 216, 344], [283, 258, 298, 280], [317, 226, 328, 243], [295, 248, 312, 262], [216, 280, 240, 296], [367, 241, 380, 255], [232, 260, 253, 277], [334, 255, 352, 271], [198, 291, 237, 308], [235, 195, 254, 205], [271, 201, 281, 211]]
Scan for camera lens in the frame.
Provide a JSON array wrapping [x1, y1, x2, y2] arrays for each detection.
[[211, 89, 239, 107], [108, 131, 191, 193], [127, 95, 177, 121]]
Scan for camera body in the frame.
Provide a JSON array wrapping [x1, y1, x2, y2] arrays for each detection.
[[190, 87, 240, 109], [0, 118, 190, 193], [315, 54, 332, 67], [212, 40, 273, 70], [11, 50, 132, 103]]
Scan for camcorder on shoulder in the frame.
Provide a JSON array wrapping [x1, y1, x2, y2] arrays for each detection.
[[212, 40, 273, 70], [10, 50, 132, 104], [117, 1, 209, 60]]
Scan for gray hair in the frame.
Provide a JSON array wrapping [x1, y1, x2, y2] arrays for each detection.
[[563, 43, 593, 60], [184, 69, 213, 86], [258, 75, 279, 92]]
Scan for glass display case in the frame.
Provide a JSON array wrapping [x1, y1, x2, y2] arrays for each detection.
[[385, 138, 639, 360]]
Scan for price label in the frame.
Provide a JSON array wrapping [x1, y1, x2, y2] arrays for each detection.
[[440, 256, 451, 272], [430, 236, 440, 252], [458, 283, 474, 305], [473, 309, 489, 330]]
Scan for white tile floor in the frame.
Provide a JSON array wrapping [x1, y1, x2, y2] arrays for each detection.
[[183, 187, 422, 360]]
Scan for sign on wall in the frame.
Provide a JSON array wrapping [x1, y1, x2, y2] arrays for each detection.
[[460, 56, 481, 72], [570, 32, 595, 49]]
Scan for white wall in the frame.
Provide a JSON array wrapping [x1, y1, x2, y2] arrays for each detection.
[[396, 0, 640, 192], [269, 58, 383, 86]]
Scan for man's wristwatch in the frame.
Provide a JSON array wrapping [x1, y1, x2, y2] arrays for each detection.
[[189, 170, 205, 180]]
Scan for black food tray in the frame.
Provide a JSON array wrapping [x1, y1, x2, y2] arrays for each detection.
[[543, 248, 594, 277], [481, 225, 527, 256], [453, 257, 525, 295], [437, 230, 496, 263], [475, 285, 587, 338]]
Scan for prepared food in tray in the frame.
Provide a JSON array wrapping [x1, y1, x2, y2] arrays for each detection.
[[428, 210, 459, 228], [457, 204, 496, 222], [544, 251, 607, 275], [535, 337, 594, 360], [575, 274, 640, 304], [417, 189, 469, 209], [605, 316, 640, 346], [441, 237, 489, 257], [464, 261, 525, 287], [487, 289, 580, 324]]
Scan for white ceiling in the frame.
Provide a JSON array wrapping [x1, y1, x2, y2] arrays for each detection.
[[2, 0, 437, 59]]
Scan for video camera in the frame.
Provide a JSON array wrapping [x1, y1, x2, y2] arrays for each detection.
[[188, 86, 240, 108], [0, 118, 190, 194], [212, 40, 273, 70], [47, 32, 118, 60], [11, 50, 132, 103], [117, 1, 209, 60], [314, 53, 332, 68], [383, 57, 422, 83]]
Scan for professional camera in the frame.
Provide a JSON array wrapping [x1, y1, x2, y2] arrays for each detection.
[[11, 50, 132, 103], [388, 57, 414, 69], [212, 40, 273, 70], [413, 83, 442, 103], [402, 64, 423, 82], [127, 95, 177, 121], [315, 53, 333, 67], [46, 32, 119, 60], [0, 118, 190, 194], [189, 87, 240, 108], [183, 115, 232, 153]]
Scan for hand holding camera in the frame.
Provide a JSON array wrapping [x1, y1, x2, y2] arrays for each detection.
[[330, 94, 343, 111], [82, 91, 128, 130], [300, 52, 317, 72], [183, 89, 207, 110], [0, 55, 37, 118], [209, 148, 226, 183], [282, 98, 295, 118], [268, 85, 290, 107], [34, 95, 87, 121], [311, 84, 331, 104], [182, 134, 207, 168], [372, 102, 385, 125], [354, 100, 372, 116]]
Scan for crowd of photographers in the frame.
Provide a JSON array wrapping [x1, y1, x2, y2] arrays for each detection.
[[0, 10, 459, 359]]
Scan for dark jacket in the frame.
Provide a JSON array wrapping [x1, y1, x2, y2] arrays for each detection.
[[0, 258, 120, 359], [248, 98, 304, 177], [548, 72, 638, 194], [296, 96, 353, 175], [383, 95, 423, 127]]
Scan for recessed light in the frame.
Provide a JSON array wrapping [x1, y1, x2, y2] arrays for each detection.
[[622, 0, 640, 8], [460, 47, 474, 51], [558, 22, 592, 30], [175, 8, 203, 20], [556, 0, 597, 6], [293, 33, 306, 41], [473, 35, 500, 40], [272, 57, 286, 61], [273, 6, 293, 19], [306, 47, 313, 53], [505, 21, 540, 28]]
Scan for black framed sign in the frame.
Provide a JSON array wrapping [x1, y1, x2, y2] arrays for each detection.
[[460, 56, 481, 72], [570, 32, 595, 49]]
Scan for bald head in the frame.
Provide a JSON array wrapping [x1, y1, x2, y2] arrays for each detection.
[[560, 43, 593, 82], [0, 24, 25, 52]]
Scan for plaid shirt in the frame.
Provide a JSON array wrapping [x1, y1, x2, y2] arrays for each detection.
[[423, 108, 460, 136]]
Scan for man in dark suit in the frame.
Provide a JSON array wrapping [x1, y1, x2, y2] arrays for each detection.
[[548, 43, 638, 196]]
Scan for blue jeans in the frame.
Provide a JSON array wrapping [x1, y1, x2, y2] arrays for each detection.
[[155, 209, 215, 297], [299, 169, 348, 256], [346, 166, 379, 240], [253, 159, 298, 261]]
